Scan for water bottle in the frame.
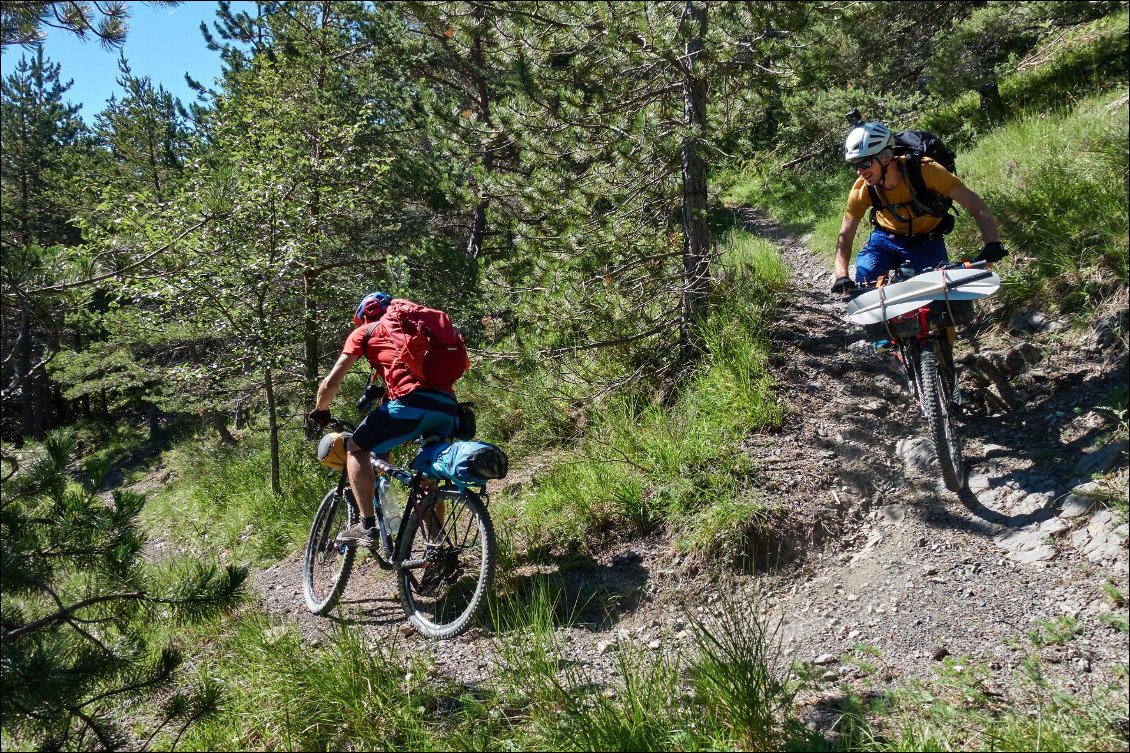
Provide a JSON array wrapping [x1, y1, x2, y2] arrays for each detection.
[[378, 476, 401, 533]]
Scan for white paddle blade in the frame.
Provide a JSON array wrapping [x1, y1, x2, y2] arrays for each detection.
[[844, 268, 1000, 325]]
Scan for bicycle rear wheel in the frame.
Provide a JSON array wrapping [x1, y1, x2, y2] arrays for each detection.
[[303, 487, 358, 614], [917, 341, 964, 492], [395, 488, 496, 639]]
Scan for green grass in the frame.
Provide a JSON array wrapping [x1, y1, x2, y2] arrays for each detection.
[[954, 92, 1129, 314], [172, 615, 442, 751], [1027, 615, 1083, 647], [141, 420, 338, 565], [832, 653, 1129, 752], [164, 578, 812, 751], [717, 154, 847, 241], [512, 231, 787, 558]]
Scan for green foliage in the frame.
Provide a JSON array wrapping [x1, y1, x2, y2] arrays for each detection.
[[917, 8, 1127, 140], [954, 92, 1129, 313], [1099, 611, 1129, 634], [0, 48, 87, 248], [514, 230, 785, 555], [0, 1, 182, 50], [143, 418, 334, 563], [1028, 615, 1083, 647], [485, 582, 811, 751], [859, 653, 1130, 752], [685, 592, 809, 750], [0, 429, 245, 750], [717, 156, 847, 246], [176, 615, 437, 751], [4, 3, 1128, 749], [180, 588, 802, 751], [93, 55, 190, 202]]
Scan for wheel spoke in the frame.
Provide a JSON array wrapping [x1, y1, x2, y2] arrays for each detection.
[[303, 487, 357, 614], [396, 489, 495, 639]]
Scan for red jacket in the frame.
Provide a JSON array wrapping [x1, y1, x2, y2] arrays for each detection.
[[341, 323, 425, 400]]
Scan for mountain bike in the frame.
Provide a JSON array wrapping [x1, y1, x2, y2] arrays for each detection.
[[303, 419, 496, 639], [843, 260, 1000, 493]]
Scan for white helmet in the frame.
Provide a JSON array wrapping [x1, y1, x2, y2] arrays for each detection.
[[844, 122, 894, 162]]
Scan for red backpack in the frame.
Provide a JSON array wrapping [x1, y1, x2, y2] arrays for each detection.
[[363, 299, 470, 394]]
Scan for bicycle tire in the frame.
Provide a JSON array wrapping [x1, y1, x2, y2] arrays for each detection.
[[918, 341, 965, 492], [303, 486, 358, 615], [395, 488, 496, 639]]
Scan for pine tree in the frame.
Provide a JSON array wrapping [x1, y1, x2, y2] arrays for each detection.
[[136, 2, 450, 491], [0, 430, 246, 749], [93, 55, 190, 203], [0, 49, 89, 442], [0, 1, 181, 50], [468, 2, 813, 389]]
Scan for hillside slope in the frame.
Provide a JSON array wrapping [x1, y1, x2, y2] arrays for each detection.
[[252, 210, 1129, 741]]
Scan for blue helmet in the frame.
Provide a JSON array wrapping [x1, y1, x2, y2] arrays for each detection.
[[354, 292, 392, 325]]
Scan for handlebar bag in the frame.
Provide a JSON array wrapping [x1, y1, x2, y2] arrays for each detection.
[[411, 440, 509, 486], [862, 299, 975, 341]]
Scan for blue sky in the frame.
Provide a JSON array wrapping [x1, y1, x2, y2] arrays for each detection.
[[1, 2, 254, 120]]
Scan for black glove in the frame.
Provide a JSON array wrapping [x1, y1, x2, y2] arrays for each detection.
[[356, 383, 386, 414], [306, 408, 331, 432], [831, 276, 857, 294], [975, 241, 1007, 264]]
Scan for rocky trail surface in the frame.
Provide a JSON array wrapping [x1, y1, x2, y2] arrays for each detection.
[[253, 210, 1129, 738]]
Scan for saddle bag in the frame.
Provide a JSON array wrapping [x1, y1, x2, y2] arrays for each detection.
[[411, 440, 508, 487]]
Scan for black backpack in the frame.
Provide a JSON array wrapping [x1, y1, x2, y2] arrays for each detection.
[[867, 129, 958, 234]]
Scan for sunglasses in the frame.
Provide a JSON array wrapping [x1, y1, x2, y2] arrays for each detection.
[[851, 157, 877, 170]]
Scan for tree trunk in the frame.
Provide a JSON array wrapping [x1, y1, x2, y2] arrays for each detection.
[[18, 311, 43, 440], [303, 272, 320, 394], [264, 366, 281, 495], [467, 24, 492, 260], [978, 80, 1002, 116], [209, 411, 237, 445], [679, 1, 711, 368], [147, 402, 161, 443]]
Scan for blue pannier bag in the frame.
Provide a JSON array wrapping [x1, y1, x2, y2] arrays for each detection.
[[411, 440, 508, 487]]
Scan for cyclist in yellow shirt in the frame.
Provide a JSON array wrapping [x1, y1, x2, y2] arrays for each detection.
[[830, 121, 1006, 293]]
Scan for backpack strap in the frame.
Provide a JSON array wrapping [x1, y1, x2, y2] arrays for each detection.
[[867, 159, 956, 236], [359, 322, 381, 386], [903, 156, 945, 218], [867, 164, 918, 235], [359, 322, 380, 361]]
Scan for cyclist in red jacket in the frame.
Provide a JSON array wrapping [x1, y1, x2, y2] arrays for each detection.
[[306, 292, 460, 546]]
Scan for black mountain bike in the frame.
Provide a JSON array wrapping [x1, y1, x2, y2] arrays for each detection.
[[845, 260, 997, 493], [303, 420, 496, 639]]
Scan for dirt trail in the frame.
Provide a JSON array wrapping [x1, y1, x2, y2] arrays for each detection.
[[253, 209, 1129, 733], [735, 209, 1129, 721]]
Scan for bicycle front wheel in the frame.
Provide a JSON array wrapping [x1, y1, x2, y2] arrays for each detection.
[[917, 341, 964, 492], [303, 487, 358, 615], [396, 489, 496, 639]]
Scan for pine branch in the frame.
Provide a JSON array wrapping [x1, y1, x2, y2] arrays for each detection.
[[1, 590, 147, 644]]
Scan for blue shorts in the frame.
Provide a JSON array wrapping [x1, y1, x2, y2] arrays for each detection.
[[351, 389, 459, 456], [854, 228, 949, 284]]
